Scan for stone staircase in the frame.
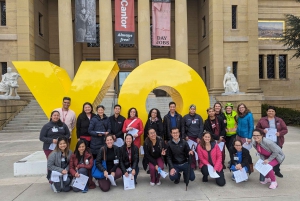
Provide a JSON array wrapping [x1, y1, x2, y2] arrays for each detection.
[[0, 100, 48, 133]]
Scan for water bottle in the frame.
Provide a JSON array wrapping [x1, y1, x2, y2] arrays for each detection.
[[85, 159, 89, 165]]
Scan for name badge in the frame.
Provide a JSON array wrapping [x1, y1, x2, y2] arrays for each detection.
[[61, 158, 65, 162], [212, 124, 216, 128], [234, 157, 239, 161], [127, 167, 132, 172], [114, 159, 119, 164], [192, 120, 196, 124], [52, 127, 58, 132]]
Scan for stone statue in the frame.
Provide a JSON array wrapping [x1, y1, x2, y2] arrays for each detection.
[[223, 66, 240, 94], [0, 67, 20, 99]]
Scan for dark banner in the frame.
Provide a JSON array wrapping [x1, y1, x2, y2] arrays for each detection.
[[152, 0, 171, 46], [75, 0, 97, 43], [115, 0, 135, 44]]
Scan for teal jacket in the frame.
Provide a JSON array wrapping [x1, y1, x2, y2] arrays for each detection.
[[236, 112, 254, 139]]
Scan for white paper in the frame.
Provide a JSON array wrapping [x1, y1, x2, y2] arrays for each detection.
[[265, 128, 277, 142], [254, 159, 273, 176], [140, 146, 144, 155], [123, 174, 135, 190], [50, 171, 68, 182], [49, 143, 56, 150], [207, 164, 220, 178], [158, 169, 169, 178], [96, 131, 105, 134], [187, 139, 198, 160], [242, 142, 252, 150], [217, 141, 225, 151], [233, 168, 248, 183], [107, 175, 117, 186], [127, 128, 139, 135], [113, 138, 124, 147], [72, 174, 89, 190]]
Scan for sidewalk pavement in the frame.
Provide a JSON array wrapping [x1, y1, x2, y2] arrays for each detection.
[[0, 126, 299, 201]]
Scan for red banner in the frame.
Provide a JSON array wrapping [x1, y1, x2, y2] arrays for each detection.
[[115, 0, 135, 44], [152, 0, 171, 46]]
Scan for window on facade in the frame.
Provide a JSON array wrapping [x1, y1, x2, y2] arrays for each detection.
[[259, 55, 264, 79], [267, 55, 275, 79], [87, 24, 99, 47], [232, 5, 237, 29], [279, 55, 287, 79], [232, 62, 238, 79], [38, 13, 44, 37], [150, 25, 163, 48], [0, 1, 6, 26], [202, 16, 206, 38], [1, 62, 7, 75]]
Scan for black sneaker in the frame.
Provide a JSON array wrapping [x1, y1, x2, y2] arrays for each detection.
[[174, 179, 180, 184], [275, 172, 283, 178], [202, 176, 208, 182]]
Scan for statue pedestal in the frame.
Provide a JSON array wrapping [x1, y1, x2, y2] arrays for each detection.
[[221, 92, 245, 96], [0, 95, 20, 100]]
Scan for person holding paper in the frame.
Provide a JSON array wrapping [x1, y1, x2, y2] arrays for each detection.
[[256, 105, 288, 178], [47, 136, 72, 192], [120, 134, 139, 184], [122, 107, 144, 148], [96, 135, 122, 192], [144, 108, 163, 140], [144, 128, 166, 186], [196, 131, 226, 186], [70, 140, 96, 192], [76, 102, 96, 148], [236, 103, 254, 145], [229, 139, 253, 181], [252, 129, 285, 189], [40, 111, 70, 158], [204, 107, 226, 169], [88, 105, 111, 159], [167, 128, 195, 184], [109, 104, 126, 142]]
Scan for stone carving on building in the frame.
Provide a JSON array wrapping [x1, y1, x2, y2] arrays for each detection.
[[223, 66, 241, 95], [0, 67, 20, 99]]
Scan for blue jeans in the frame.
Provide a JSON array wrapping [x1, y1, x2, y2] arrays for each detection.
[[169, 162, 195, 182]]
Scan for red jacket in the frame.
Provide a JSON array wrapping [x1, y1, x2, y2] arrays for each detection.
[[69, 151, 96, 189], [122, 117, 144, 148], [256, 116, 288, 147], [196, 142, 223, 172]]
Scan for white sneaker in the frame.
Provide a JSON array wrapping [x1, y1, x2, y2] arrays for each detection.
[[93, 178, 99, 187], [269, 181, 278, 189], [260, 178, 271, 185], [150, 182, 155, 186], [50, 183, 57, 193], [156, 181, 161, 186]]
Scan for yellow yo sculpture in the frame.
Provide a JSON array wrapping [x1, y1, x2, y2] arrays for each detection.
[[118, 59, 209, 142], [13, 61, 119, 149]]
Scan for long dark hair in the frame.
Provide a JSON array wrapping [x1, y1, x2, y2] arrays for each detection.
[[214, 102, 223, 114], [127, 107, 138, 119], [54, 136, 70, 157], [82, 102, 94, 114], [50, 110, 63, 127], [237, 103, 250, 118], [74, 140, 86, 161], [124, 134, 134, 147], [200, 131, 214, 149], [147, 108, 162, 120]]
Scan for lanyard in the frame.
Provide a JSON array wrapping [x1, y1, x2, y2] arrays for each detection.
[[62, 109, 68, 123], [127, 147, 131, 165]]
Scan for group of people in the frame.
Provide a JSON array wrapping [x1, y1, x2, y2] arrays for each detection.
[[39, 97, 287, 193]]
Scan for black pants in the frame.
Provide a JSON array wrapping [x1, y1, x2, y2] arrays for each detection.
[[225, 135, 236, 152], [201, 165, 226, 186]]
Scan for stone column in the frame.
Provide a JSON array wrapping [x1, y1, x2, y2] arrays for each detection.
[[99, 0, 115, 97], [175, 0, 188, 64], [138, 0, 151, 65], [246, 0, 262, 93], [58, 0, 74, 79]]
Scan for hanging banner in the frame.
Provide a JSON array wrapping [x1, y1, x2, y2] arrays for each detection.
[[115, 0, 135, 44], [152, 0, 171, 46], [75, 0, 97, 43]]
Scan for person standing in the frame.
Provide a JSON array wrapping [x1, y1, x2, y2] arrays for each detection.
[[183, 104, 204, 143], [144, 108, 163, 140], [163, 102, 185, 143], [236, 103, 254, 144], [167, 128, 195, 184], [109, 104, 126, 142], [256, 106, 288, 178], [54, 97, 76, 139], [224, 103, 238, 152], [214, 102, 227, 124]]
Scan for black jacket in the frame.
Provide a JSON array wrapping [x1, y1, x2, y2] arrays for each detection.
[[76, 112, 96, 139], [229, 147, 252, 174], [96, 145, 120, 172], [109, 114, 126, 139], [144, 136, 165, 166], [166, 139, 190, 169], [204, 116, 226, 140], [119, 144, 139, 174], [144, 118, 164, 140], [163, 112, 185, 141]]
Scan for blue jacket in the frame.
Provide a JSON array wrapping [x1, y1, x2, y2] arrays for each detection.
[[236, 112, 254, 139]]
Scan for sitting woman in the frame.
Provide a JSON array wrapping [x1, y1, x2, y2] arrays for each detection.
[[96, 134, 122, 192], [120, 134, 139, 184], [143, 128, 166, 186], [252, 129, 285, 189], [229, 139, 253, 181], [196, 131, 226, 186], [47, 136, 73, 192], [69, 140, 96, 193]]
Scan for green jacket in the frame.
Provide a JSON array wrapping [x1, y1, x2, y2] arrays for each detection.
[[224, 110, 237, 136]]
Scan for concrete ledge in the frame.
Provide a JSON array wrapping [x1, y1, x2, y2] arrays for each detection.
[[14, 151, 47, 176], [0, 34, 18, 41]]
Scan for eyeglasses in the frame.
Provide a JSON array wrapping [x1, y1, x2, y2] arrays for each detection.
[[253, 135, 261, 137]]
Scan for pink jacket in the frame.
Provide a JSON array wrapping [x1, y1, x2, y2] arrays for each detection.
[[122, 117, 144, 148], [196, 142, 223, 172]]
